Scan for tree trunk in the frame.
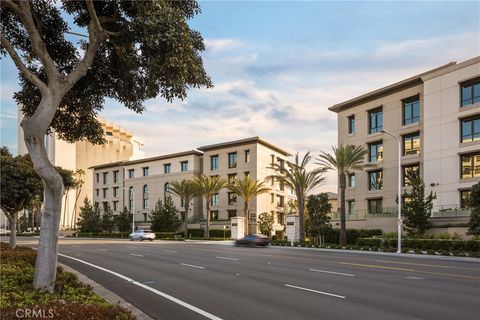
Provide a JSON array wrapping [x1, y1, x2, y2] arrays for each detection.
[[10, 213, 17, 249], [339, 174, 347, 246], [298, 195, 305, 244], [244, 201, 249, 235], [205, 199, 210, 238], [62, 191, 68, 229], [184, 202, 190, 238]]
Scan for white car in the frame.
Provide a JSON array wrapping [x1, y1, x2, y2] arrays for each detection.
[[129, 229, 156, 241]]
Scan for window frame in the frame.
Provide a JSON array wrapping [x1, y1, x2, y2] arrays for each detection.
[[128, 169, 135, 179], [460, 152, 480, 179], [402, 163, 420, 186], [368, 198, 383, 215], [402, 96, 420, 125], [403, 132, 421, 156], [164, 163, 171, 174], [210, 155, 219, 171], [368, 107, 383, 134], [348, 115, 355, 134], [347, 173, 355, 188], [368, 170, 383, 190], [228, 152, 238, 168], [460, 115, 480, 143], [461, 78, 480, 107], [245, 149, 250, 163], [142, 167, 149, 177], [210, 193, 219, 206], [368, 141, 383, 163], [180, 161, 189, 172]]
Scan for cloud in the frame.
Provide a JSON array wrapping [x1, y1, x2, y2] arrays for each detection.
[[204, 39, 243, 53]]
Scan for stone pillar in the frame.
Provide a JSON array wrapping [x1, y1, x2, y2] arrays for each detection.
[[231, 217, 245, 240], [286, 215, 300, 244]]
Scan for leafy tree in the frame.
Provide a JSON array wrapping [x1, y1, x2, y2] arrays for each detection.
[[257, 212, 274, 237], [306, 193, 332, 246], [76, 198, 102, 233], [193, 175, 227, 237], [228, 176, 271, 235], [317, 145, 370, 246], [18, 215, 29, 233], [168, 179, 199, 238], [1, 0, 211, 291], [270, 152, 326, 244], [467, 182, 480, 236], [1, 147, 42, 248], [101, 205, 115, 233], [149, 198, 181, 232], [115, 207, 132, 233], [401, 173, 436, 236]]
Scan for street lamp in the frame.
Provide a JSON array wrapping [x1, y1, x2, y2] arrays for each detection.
[[380, 129, 402, 254], [122, 186, 136, 234]]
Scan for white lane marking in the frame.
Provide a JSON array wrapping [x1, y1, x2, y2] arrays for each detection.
[[164, 250, 178, 253], [308, 268, 355, 277], [405, 276, 426, 280], [285, 284, 346, 299], [180, 263, 205, 269], [215, 256, 239, 261], [97, 248, 107, 251], [126, 246, 137, 249], [129, 253, 144, 257], [58, 253, 222, 320]]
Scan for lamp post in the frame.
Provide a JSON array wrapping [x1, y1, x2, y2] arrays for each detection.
[[123, 186, 135, 234], [380, 129, 402, 254]]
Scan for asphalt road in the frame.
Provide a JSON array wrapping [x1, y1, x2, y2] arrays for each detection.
[[14, 238, 480, 320]]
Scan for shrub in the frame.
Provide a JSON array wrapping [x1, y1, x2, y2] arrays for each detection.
[[356, 237, 480, 253], [325, 229, 382, 245], [187, 229, 231, 238]]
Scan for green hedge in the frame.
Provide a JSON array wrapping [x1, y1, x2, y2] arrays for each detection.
[[357, 238, 480, 252], [155, 232, 183, 239], [187, 229, 231, 238], [323, 229, 383, 245], [74, 232, 130, 238]]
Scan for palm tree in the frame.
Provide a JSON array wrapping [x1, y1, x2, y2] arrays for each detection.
[[228, 175, 271, 235], [193, 175, 227, 238], [317, 144, 369, 246], [168, 179, 199, 238], [270, 152, 326, 243]]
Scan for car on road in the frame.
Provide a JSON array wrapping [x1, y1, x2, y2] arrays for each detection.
[[129, 229, 156, 241], [235, 234, 270, 247]]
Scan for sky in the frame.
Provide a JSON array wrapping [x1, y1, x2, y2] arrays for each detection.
[[1, 0, 479, 193]]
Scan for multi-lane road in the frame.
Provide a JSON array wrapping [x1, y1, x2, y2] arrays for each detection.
[[15, 238, 480, 320]]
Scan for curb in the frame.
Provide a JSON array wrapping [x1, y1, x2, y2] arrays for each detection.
[[58, 262, 154, 320]]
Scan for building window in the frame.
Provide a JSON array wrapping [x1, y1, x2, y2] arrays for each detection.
[[164, 163, 171, 174], [403, 96, 420, 125], [113, 170, 119, 183], [95, 173, 99, 183], [348, 173, 355, 188], [106, 131, 113, 136], [210, 193, 219, 206], [403, 132, 420, 156], [368, 107, 383, 134], [368, 199, 383, 215], [403, 164, 420, 186], [245, 149, 250, 163], [95, 189, 99, 197], [461, 116, 480, 143], [113, 201, 119, 212], [277, 195, 285, 208], [228, 192, 237, 205], [347, 200, 355, 215], [228, 173, 237, 184], [461, 152, 480, 179], [142, 167, 149, 177], [113, 187, 119, 198], [102, 188, 108, 198], [461, 79, 480, 107], [460, 190, 471, 208], [103, 172, 108, 184], [210, 155, 219, 171], [128, 169, 135, 179], [348, 115, 355, 134], [368, 141, 383, 162], [143, 185, 149, 210], [128, 187, 134, 210], [368, 170, 383, 190], [102, 202, 108, 212], [180, 161, 188, 172], [228, 210, 237, 218], [228, 152, 237, 168], [271, 193, 275, 204], [210, 210, 219, 220]]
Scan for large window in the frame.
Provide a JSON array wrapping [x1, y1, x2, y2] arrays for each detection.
[[461, 116, 480, 143], [368, 108, 383, 134], [128, 169, 135, 179], [228, 210, 237, 218], [211, 155, 219, 171], [403, 96, 420, 125], [368, 199, 383, 215], [180, 161, 188, 172], [210, 211, 219, 220], [368, 170, 383, 190], [210, 194, 219, 206], [164, 163, 171, 174], [228, 192, 237, 205], [461, 152, 480, 179], [142, 167, 149, 177], [95, 173, 99, 183], [113, 170, 119, 183], [368, 141, 383, 162], [347, 200, 355, 215], [461, 79, 480, 107], [348, 173, 355, 188], [113, 201, 119, 212], [142, 185, 149, 209], [113, 187, 119, 198], [228, 173, 237, 184], [277, 195, 285, 208], [348, 115, 355, 134], [403, 132, 420, 156], [103, 172, 108, 184], [102, 188, 108, 198], [245, 149, 250, 163], [403, 164, 420, 186], [228, 152, 237, 168], [460, 190, 471, 209]]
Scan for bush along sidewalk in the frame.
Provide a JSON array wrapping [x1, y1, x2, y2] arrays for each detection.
[[0, 242, 136, 320]]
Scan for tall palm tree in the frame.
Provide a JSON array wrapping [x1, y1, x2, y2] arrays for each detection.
[[193, 175, 227, 238], [317, 144, 369, 246], [228, 175, 271, 235], [270, 152, 326, 243], [168, 179, 199, 238]]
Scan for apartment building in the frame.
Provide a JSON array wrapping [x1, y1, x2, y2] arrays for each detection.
[[329, 57, 480, 231], [91, 137, 292, 235]]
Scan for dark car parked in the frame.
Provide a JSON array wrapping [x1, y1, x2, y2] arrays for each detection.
[[235, 234, 270, 247]]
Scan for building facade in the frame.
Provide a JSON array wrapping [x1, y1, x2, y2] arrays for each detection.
[[329, 57, 480, 231], [91, 137, 292, 235]]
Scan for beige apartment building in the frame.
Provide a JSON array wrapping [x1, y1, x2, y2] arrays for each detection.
[[91, 137, 292, 235], [329, 57, 480, 232]]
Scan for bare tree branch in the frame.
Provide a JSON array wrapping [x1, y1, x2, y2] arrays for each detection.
[[86, 0, 103, 32], [0, 34, 48, 93]]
